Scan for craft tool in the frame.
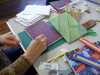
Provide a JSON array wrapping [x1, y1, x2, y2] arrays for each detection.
[[47, 52, 66, 63], [73, 55, 100, 69], [80, 38, 100, 53], [47, 49, 74, 62]]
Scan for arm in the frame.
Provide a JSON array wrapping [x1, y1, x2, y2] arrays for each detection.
[[0, 55, 31, 75], [0, 34, 47, 75], [0, 33, 19, 47]]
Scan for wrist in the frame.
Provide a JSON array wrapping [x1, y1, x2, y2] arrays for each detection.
[[22, 53, 34, 65], [22, 50, 42, 64]]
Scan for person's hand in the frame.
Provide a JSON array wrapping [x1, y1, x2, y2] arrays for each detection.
[[23, 34, 48, 64], [0, 33, 19, 47]]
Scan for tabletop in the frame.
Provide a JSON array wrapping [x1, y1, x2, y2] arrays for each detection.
[[7, 1, 100, 75]]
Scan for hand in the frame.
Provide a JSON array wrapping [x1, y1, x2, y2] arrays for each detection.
[[0, 33, 19, 47], [23, 34, 48, 64]]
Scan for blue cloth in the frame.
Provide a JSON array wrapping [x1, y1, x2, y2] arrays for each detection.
[[3, 46, 23, 62]]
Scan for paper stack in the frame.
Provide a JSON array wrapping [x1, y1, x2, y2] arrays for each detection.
[[15, 5, 51, 26]]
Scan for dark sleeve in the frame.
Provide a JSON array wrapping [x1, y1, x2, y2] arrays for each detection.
[[46, 0, 58, 5], [0, 37, 4, 46], [0, 55, 32, 75], [0, 49, 11, 70]]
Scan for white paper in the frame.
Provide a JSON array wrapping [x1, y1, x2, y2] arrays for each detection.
[[17, 5, 51, 18], [15, 15, 44, 27], [24, 5, 51, 15], [16, 5, 51, 26]]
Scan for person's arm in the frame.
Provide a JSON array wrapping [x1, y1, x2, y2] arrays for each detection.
[[0, 55, 31, 75], [0, 33, 19, 47], [0, 34, 47, 75]]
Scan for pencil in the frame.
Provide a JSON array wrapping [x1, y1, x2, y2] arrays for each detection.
[[75, 55, 100, 68], [47, 52, 66, 62], [80, 38, 100, 53], [47, 49, 74, 62]]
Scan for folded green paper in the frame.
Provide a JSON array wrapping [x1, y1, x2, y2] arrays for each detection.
[[49, 12, 87, 43]]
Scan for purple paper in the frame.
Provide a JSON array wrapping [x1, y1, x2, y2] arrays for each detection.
[[50, 0, 70, 12], [25, 21, 62, 45]]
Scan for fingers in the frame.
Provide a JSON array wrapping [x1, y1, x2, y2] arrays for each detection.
[[36, 34, 47, 45], [41, 36, 48, 46], [2, 33, 19, 47], [24, 34, 48, 64], [35, 34, 48, 45], [28, 34, 48, 48], [36, 34, 47, 40], [6, 34, 19, 42]]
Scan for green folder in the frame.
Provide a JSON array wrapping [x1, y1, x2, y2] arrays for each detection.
[[18, 31, 32, 49], [49, 12, 87, 43]]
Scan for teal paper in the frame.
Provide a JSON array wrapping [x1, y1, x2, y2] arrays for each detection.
[[49, 12, 87, 43], [18, 31, 32, 49]]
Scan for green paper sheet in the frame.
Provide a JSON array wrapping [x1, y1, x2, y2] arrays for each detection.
[[86, 29, 97, 37], [45, 38, 65, 53], [49, 12, 87, 43], [18, 31, 32, 49]]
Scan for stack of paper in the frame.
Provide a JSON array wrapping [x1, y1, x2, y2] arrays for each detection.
[[15, 5, 51, 26]]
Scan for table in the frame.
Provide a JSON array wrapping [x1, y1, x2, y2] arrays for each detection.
[[7, 1, 100, 75]]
